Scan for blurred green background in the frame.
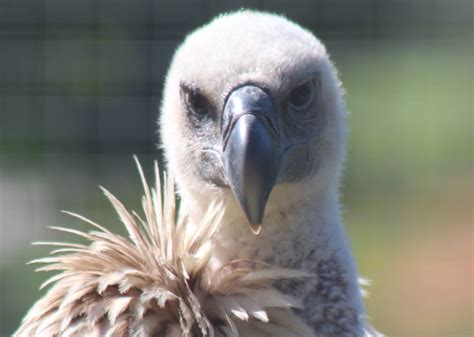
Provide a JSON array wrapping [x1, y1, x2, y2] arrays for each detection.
[[0, 1, 472, 336]]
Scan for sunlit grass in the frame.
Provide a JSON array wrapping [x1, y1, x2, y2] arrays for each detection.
[[339, 40, 472, 336]]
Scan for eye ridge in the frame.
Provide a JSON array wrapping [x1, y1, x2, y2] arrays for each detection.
[[289, 81, 314, 110]]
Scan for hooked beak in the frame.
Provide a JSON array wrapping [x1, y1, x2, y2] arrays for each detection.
[[222, 85, 281, 235]]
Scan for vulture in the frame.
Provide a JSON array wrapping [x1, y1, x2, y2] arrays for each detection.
[[160, 10, 382, 337], [16, 10, 382, 337]]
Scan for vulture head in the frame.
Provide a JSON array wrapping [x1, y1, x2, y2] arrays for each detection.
[[161, 10, 346, 234]]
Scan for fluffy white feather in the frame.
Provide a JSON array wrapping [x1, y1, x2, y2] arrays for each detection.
[[15, 158, 315, 337]]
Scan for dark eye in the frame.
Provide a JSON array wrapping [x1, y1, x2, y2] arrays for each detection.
[[289, 81, 314, 110], [182, 88, 209, 116]]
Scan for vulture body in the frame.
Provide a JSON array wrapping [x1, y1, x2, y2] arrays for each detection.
[[161, 10, 382, 337], [15, 159, 315, 337]]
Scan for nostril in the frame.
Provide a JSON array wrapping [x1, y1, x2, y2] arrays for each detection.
[[221, 84, 278, 145]]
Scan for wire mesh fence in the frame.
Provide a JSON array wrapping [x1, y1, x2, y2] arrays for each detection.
[[1, 0, 471, 154]]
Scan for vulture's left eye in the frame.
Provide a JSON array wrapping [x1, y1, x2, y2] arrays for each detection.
[[289, 81, 314, 110], [182, 88, 209, 116]]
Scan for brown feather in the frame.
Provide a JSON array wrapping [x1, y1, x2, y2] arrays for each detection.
[[15, 157, 315, 337]]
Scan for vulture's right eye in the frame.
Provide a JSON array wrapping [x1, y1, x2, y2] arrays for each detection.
[[182, 87, 209, 117]]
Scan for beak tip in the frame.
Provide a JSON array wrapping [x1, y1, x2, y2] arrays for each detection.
[[249, 222, 263, 235], [241, 201, 266, 234]]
